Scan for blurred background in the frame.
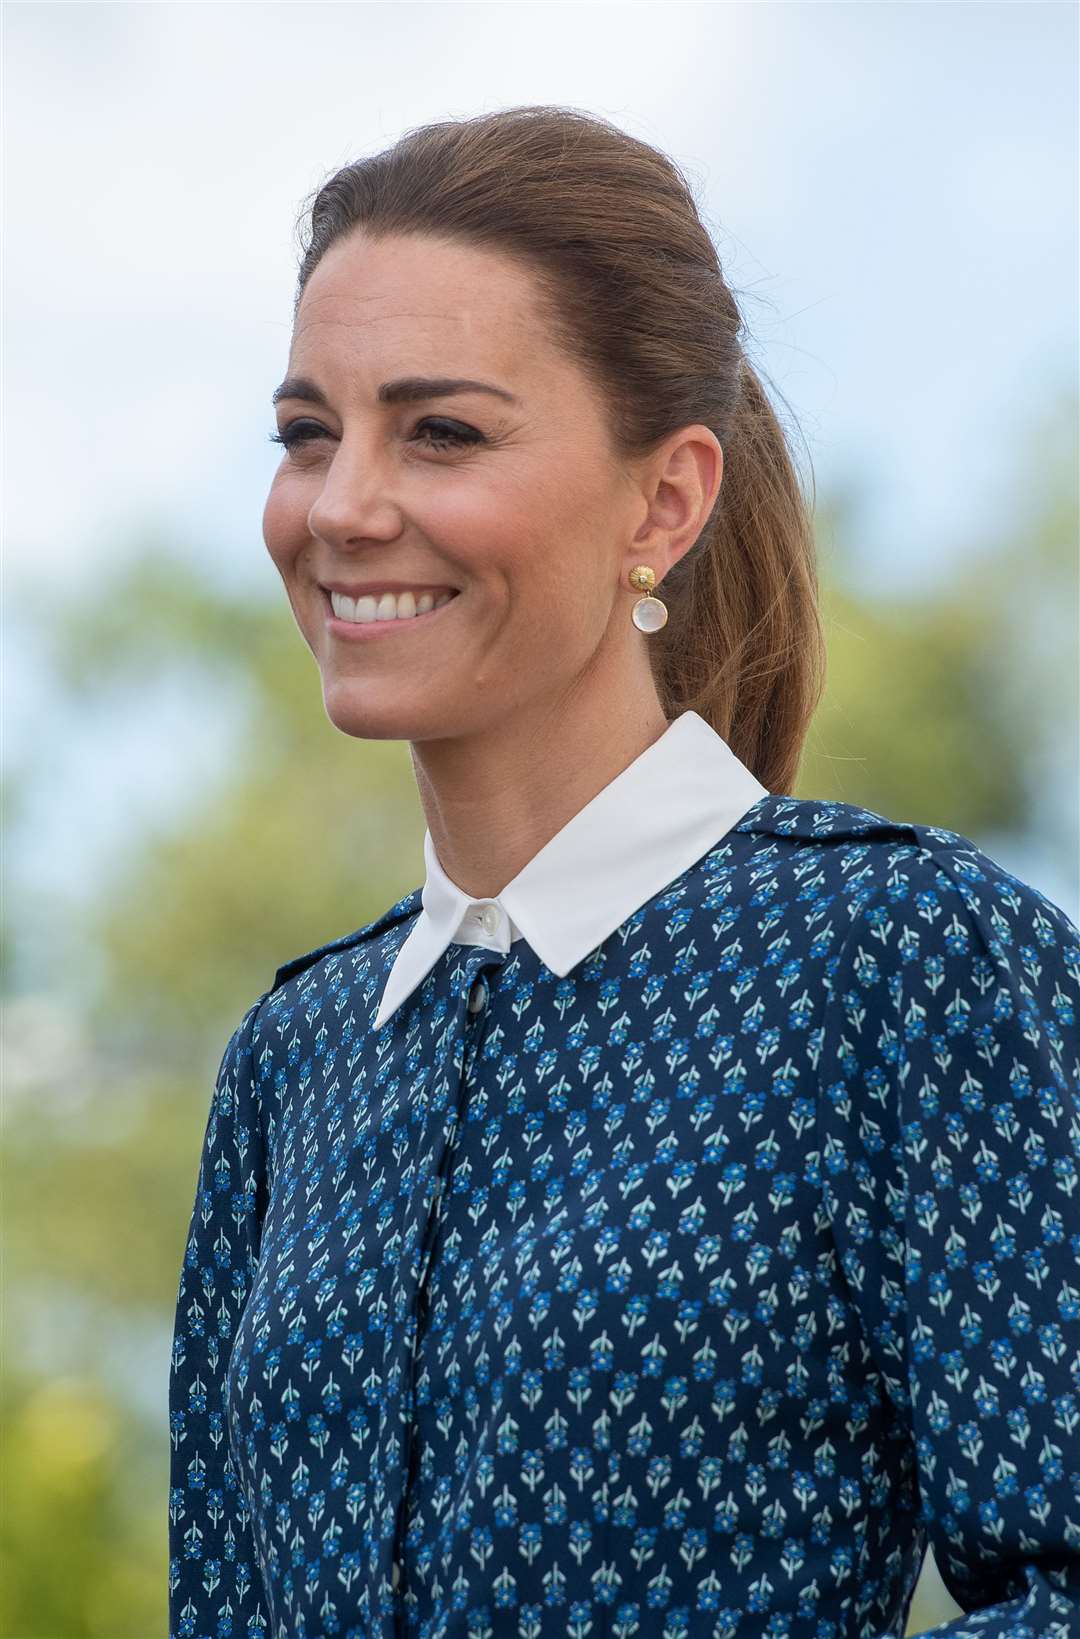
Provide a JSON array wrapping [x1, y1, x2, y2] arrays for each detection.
[[2, 3, 1077, 1634]]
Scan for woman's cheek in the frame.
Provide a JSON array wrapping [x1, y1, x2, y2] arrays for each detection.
[[262, 486, 306, 577]]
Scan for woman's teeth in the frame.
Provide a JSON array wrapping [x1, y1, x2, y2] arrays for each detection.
[[328, 589, 457, 624]]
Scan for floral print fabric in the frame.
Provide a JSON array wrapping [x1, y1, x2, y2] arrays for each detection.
[[168, 795, 1080, 1639]]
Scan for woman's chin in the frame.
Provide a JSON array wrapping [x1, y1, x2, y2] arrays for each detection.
[[319, 684, 443, 743]]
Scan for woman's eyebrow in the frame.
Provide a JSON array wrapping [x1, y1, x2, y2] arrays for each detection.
[[271, 374, 519, 408]]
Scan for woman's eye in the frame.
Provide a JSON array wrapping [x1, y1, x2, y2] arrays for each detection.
[[268, 420, 324, 452], [268, 417, 484, 453], [413, 418, 484, 451]]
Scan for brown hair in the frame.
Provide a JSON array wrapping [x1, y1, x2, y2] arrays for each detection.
[[291, 104, 826, 795]]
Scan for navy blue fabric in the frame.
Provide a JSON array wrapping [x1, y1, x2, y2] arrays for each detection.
[[167, 794, 1080, 1639]]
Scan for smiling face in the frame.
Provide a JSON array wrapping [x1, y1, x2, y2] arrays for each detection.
[[263, 231, 679, 745]]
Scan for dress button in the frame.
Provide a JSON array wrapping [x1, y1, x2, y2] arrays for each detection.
[[479, 903, 500, 936], [391, 1559, 401, 1589], [467, 976, 488, 1014]]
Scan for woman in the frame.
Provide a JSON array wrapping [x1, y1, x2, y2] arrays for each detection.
[[167, 106, 1080, 1639]]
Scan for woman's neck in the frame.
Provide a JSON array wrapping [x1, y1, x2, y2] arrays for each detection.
[[410, 686, 672, 900]]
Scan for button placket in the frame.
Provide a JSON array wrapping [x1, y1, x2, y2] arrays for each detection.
[[399, 946, 504, 1612], [423, 958, 496, 1293]]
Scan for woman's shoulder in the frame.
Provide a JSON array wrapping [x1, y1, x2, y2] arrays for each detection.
[[267, 886, 424, 995], [731, 790, 1079, 943], [734, 788, 977, 853]]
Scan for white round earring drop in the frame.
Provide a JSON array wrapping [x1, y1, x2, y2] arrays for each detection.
[[629, 565, 668, 633]]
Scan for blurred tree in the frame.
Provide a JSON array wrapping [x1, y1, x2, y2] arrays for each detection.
[[21, 549, 425, 1055], [805, 390, 1078, 884], [0, 771, 24, 997]]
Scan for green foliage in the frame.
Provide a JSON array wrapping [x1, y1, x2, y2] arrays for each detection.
[[1, 1369, 159, 1639], [802, 403, 1077, 864]]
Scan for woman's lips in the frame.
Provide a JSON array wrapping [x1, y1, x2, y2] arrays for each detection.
[[322, 587, 460, 639]]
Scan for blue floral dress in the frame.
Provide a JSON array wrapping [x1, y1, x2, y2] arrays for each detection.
[[168, 794, 1080, 1639]]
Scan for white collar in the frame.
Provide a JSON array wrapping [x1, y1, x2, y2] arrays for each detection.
[[373, 710, 770, 1030]]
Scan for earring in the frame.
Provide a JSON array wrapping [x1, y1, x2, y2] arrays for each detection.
[[628, 565, 668, 633]]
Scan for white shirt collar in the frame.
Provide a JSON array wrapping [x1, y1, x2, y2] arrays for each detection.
[[372, 710, 770, 1030]]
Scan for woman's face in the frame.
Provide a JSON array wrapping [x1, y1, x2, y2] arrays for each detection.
[[263, 231, 678, 744]]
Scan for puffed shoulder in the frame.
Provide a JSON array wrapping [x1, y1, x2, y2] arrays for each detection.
[[731, 789, 987, 854], [819, 821, 1079, 1106], [737, 792, 1077, 925], [855, 819, 1077, 946]]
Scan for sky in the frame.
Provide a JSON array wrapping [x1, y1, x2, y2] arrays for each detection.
[[4, 1, 1079, 945]]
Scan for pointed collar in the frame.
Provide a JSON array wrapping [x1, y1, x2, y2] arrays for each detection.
[[373, 710, 770, 1029]]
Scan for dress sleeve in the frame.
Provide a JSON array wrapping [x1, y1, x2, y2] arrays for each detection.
[[816, 838, 1080, 1637], [168, 992, 272, 1639]]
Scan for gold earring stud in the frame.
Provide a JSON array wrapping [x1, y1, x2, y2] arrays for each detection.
[[628, 565, 668, 633]]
